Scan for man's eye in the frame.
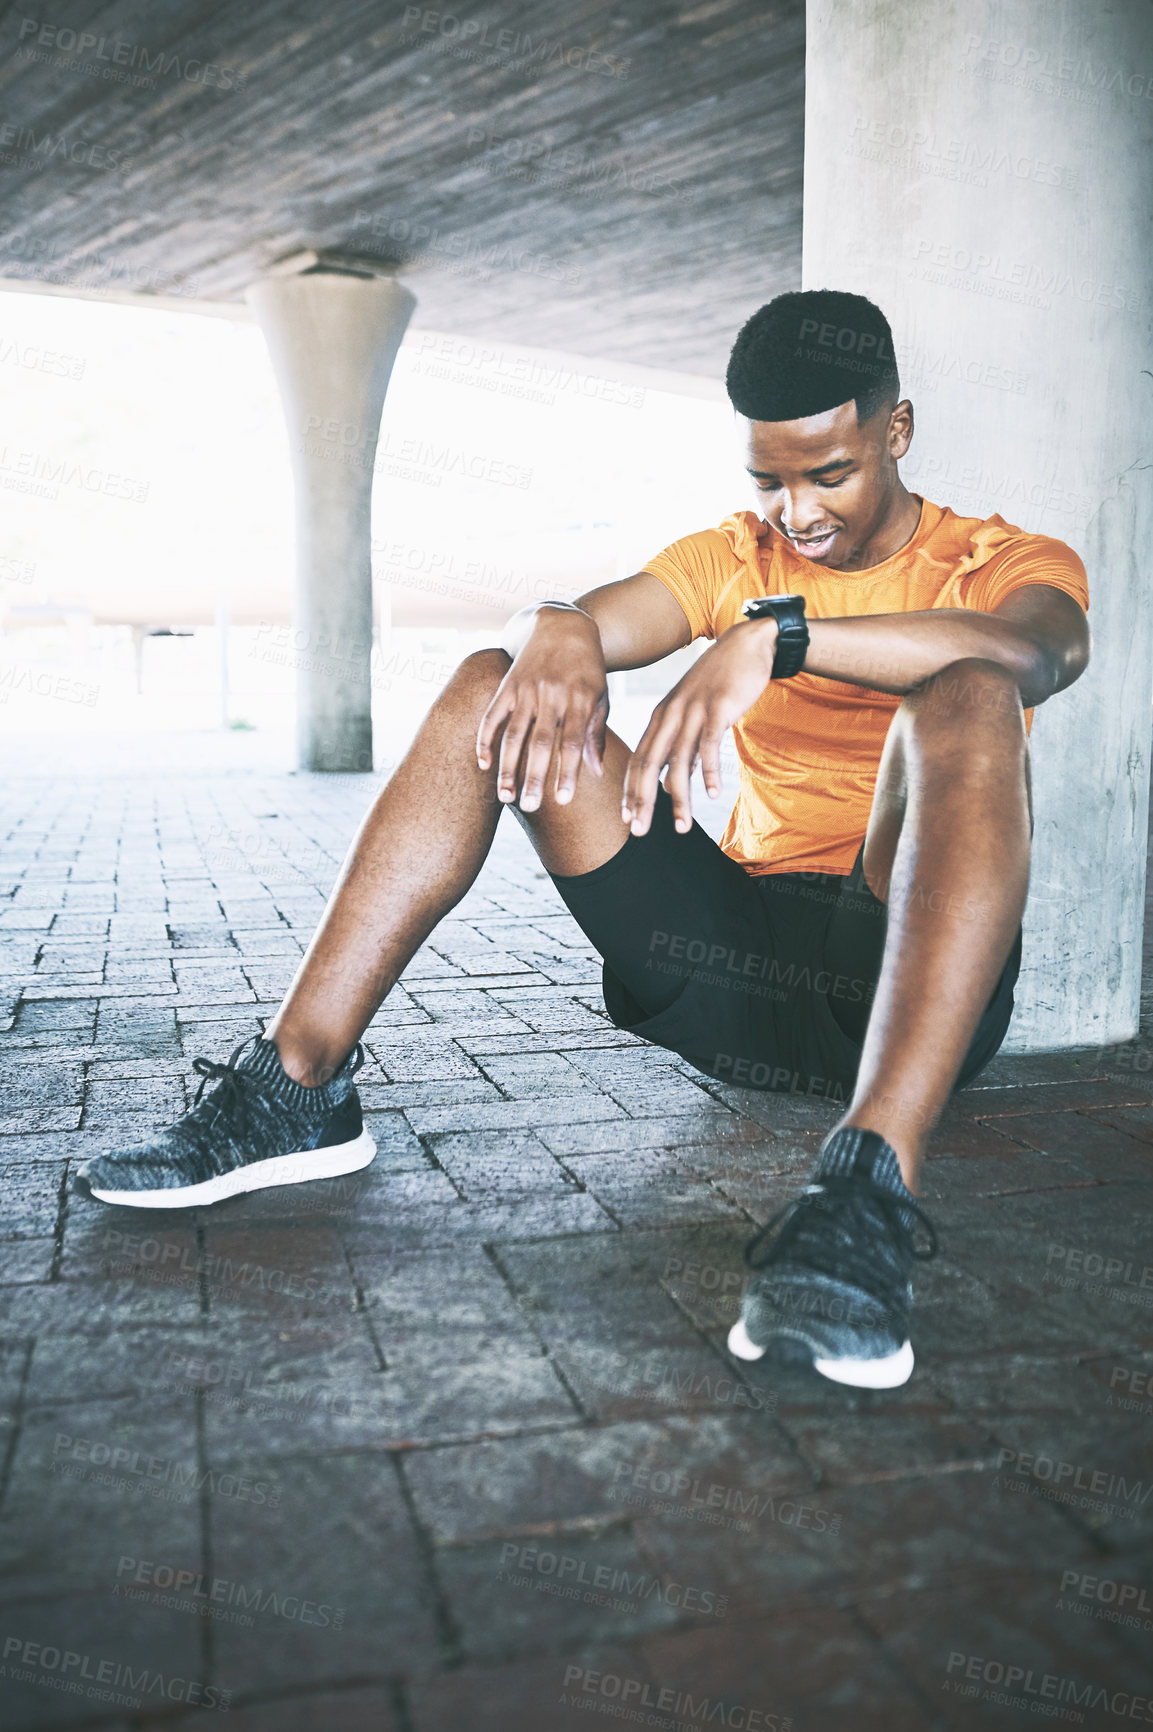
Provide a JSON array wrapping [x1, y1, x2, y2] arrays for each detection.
[[822, 474, 850, 487]]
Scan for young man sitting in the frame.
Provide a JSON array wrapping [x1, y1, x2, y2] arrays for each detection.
[[77, 289, 1090, 1390]]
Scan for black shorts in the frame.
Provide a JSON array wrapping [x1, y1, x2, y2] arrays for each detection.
[[549, 784, 1020, 1106]]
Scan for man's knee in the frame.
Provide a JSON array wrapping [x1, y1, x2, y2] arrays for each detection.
[[457, 646, 512, 687], [443, 646, 512, 712], [904, 657, 1023, 728]]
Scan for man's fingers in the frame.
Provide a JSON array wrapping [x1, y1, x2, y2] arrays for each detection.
[[583, 698, 608, 778], [699, 726, 726, 799], [623, 707, 681, 835], [553, 703, 592, 804], [517, 708, 563, 812], [495, 702, 534, 803], [663, 707, 706, 832], [476, 685, 515, 771]]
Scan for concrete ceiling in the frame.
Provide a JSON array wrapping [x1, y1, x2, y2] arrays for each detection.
[[0, 0, 804, 374]]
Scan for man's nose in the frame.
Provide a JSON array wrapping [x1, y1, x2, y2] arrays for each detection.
[[779, 491, 825, 534]]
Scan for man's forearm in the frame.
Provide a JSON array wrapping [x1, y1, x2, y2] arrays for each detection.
[[801, 609, 1061, 706]]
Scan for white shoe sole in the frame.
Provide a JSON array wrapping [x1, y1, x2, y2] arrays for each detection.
[[87, 1129, 377, 1210], [727, 1317, 915, 1389]]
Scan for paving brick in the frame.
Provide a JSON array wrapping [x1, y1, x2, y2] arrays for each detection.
[[0, 1591, 198, 1729], [636, 1470, 1096, 1621], [967, 1080, 1153, 1116], [861, 1574, 1153, 1730], [923, 1350, 1149, 1424], [604, 1066, 724, 1117], [987, 1110, 1153, 1183], [539, 1111, 745, 1156], [404, 1411, 811, 1545], [547, 1339, 772, 1425], [349, 1190, 621, 1255], [1, 1398, 202, 1597], [177, 1016, 267, 1055], [353, 1244, 548, 1339], [0, 1161, 61, 1238], [572, 1149, 749, 1228], [920, 1150, 1101, 1203], [0, 1277, 201, 1334], [473, 1051, 602, 1097], [0, 1103, 83, 1135], [61, 1207, 200, 1276], [364, 1079, 501, 1111], [408, 1647, 662, 1732], [353, 1343, 579, 1444], [456, 1027, 645, 1056], [978, 1413, 1153, 1547], [197, 1223, 358, 1322], [197, 1351, 392, 1458], [199, 1452, 441, 1694], [639, 1607, 940, 1732], [80, 1077, 187, 1130], [365, 1034, 486, 1084], [26, 1325, 225, 1410], [405, 1093, 626, 1136], [0, 1237, 55, 1282], [428, 1129, 580, 1200], [438, 1527, 689, 1659]]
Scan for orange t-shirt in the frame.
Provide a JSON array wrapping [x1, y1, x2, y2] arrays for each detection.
[[643, 499, 1090, 877]]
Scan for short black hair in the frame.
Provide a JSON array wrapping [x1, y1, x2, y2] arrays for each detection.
[[726, 289, 900, 425]]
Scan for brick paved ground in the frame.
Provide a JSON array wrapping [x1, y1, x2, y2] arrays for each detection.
[[1, 745, 1151, 1731]]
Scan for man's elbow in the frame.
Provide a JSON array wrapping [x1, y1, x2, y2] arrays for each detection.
[[1027, 627, 1090, 706], [1051, 616, 1091, 693]]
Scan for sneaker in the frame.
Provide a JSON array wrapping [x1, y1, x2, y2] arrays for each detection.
[[726, 1126, 937, 1389], [75, 1036, 376, 1209]]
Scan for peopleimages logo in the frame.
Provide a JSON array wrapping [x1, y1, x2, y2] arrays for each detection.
[[52, 1432, 280, 1507], [1, 1636, 230, 1712], [608, 1462, 842, 1536], [992, 1446, 1153, 1522], [498, 1543, 727, 1616], [1058, 1569, 1153, 1633], [115, 1557, 345, 1629], [944, 1650, 1153, 1723], [0, 119, 131, 171], [16, 17, 248, 89], [561, 1664, 791, 1729], [101, 1227, 343, 1306]]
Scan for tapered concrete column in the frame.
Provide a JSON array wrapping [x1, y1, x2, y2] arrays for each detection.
[[246, 268, 415, 771], [804, 0, 1153, 1050]]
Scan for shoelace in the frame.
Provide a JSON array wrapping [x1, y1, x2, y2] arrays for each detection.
[[743, 1173, 938, 1294], [189, 1037, 365, 1124]]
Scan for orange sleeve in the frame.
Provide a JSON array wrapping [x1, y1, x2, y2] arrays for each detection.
[[642, 528, 745, 642], [964, 534, 1089, 615]]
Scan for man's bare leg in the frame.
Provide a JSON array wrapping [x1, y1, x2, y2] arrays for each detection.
[[267, 649, 632, 1086], [727, 658, 1031, 1385], [836, 656, 1032, 1190]]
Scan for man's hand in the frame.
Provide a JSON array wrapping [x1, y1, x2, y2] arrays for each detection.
[[476, 606, 609, 811], [622, 617, 779, 836]]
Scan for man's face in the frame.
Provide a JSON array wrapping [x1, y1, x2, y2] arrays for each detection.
[[742, 397, 912, 571]]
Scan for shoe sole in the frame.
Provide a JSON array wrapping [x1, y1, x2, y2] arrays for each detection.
[[86, 1130, 377, 1210], [727, 1317, 915, 1389]]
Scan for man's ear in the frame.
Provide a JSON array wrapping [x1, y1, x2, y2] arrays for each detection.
[[887, 398, 914, 460]]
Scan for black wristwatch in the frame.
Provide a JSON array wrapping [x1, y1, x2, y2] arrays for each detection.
[[741, 593, 809, 679]]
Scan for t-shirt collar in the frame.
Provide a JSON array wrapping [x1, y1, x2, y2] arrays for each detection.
[[761, 495, 939, 578]]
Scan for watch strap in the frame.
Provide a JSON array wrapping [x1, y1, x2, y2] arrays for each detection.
[[742, 594, 809, 679]]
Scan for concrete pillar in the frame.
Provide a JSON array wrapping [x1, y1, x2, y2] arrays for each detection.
[[245, 267, 415, 771], [803, 0, 1153, 1050]]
